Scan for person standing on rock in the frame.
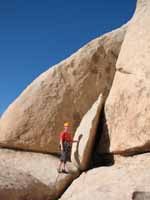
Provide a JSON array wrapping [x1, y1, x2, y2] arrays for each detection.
[[57, 122, 79, 174]]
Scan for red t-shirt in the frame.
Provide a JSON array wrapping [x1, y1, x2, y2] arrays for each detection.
[[60, 131, 72, 143]]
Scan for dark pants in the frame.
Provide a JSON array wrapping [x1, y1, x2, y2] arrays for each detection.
[[60, 141, 71, 163]]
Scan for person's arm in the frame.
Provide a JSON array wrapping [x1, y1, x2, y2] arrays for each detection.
[[59, 132, 64, 151], [71, 134, 83, 143], [72, 140, 78, 143], [60, 139, 64, 151]]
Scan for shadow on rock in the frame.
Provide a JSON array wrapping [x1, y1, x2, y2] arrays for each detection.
[[132, 191, 150, 200], [90, 106, 114, 168], [73, 134, 83, 169]]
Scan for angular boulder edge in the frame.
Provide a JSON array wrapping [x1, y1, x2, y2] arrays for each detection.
[[71, 94, 104, 171]]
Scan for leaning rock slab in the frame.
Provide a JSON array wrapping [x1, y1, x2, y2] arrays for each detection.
[[0, 25, 126, 153], [71, 94, 103, 171], [60, 153, 150, 200], [98, 0, 150, 155], [0, 149, 79, 200]]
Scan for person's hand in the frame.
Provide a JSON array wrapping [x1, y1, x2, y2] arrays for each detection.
[[61, 146, 64, 151]]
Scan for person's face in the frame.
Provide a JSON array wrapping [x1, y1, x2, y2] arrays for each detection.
[[64, 126, 69, 132]]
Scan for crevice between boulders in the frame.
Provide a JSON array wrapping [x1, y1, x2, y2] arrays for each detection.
[[0, 145, 60, 157], [90, 106, 114, 169], [89, 106, 150, 170], [114, 147, 150, 157], [89, 105, 150, 168]]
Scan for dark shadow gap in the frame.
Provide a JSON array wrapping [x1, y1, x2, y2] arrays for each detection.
[[89, 106, 114, 169], [0, 146, 60, 157]]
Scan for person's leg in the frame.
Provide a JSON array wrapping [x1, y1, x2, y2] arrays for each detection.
[[62, 162, 65, 171], [62, 152, 69, 173], [58, 161, 63, 169], [62, 162, 68, 173], [64, 161, 69, 173], [57, 161, 63, 173], [61, 143, 69, 173], [58, 150, 64, 173]]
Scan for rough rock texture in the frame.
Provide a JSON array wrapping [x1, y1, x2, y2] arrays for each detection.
[[71, 94, 104, 171], [60, 153, 150, 200], [0, 149, 79, 200], [0, 25, 126, 153], [0, 167, 51, 200], [98, 0, 150, 155]]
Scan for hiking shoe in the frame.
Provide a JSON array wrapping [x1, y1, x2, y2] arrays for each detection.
[[62, 169, 69, 174], [57, 169, 62, 173]]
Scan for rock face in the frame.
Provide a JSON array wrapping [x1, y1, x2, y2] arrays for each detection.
[[98, 0, 150, 155], [0, 25, 126, 153], [71, 94, 104, 171], [0, 149, 79, 200], [0, 167, 51, 200], [60, 153, 150, 200]]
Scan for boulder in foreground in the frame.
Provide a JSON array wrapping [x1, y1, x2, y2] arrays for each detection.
[[60, 153, 150, 200], [0, 149, 79, 200]]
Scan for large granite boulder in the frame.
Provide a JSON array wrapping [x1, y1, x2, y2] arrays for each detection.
[[0, 25, 126, 153], [60, 153, 150, 200], [98, 0, 150, 155], [0, 149, 79, 200], [71, 94, 104, 171]]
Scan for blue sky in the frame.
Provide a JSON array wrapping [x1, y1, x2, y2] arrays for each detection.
[[0, 0, 136, 116]]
